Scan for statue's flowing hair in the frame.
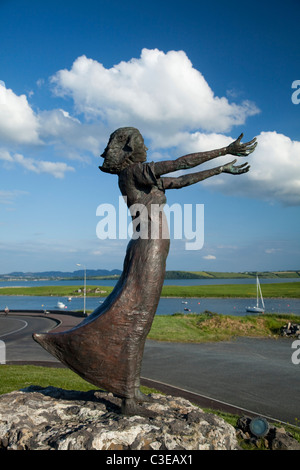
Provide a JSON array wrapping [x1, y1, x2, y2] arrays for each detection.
[[100, 127, 147, 174]]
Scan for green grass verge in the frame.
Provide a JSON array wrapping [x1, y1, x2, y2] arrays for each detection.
[[0, 282, 299, 298], [148, 312, 299, 342], [0, 364, 98, 395], [0, 285, 113, 297], [0, 364, 157, 397], [161, 282, 300, 298]]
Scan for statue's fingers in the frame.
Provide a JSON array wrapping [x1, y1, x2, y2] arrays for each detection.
[[245, 137, 257, 146], [238, 143, 257, 156], [242, 165, 251, 173], [239, 138, 257, 150], [234, 163, 250, 173], [236, 162, 249, 169], [246, 142, 258, 151], [248, 141, 258, 149]]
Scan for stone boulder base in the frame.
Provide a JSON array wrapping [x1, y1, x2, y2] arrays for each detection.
[[0, 386, 239, 450]]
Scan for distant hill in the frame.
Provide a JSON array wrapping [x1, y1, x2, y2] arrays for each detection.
[[0, 269, 122, 280], [0, 269, 299, 281], [164, 270, 300, 279], [209, 270, 300, 279]]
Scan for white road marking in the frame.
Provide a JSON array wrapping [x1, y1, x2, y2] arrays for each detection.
[[0, 319, 28, 338]]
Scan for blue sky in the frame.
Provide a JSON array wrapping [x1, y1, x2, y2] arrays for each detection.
[[0, 0, 300, 274]]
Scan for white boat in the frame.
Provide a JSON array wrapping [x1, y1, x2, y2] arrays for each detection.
[[246, 276, 265, 313], [57, 301, 67, 309]]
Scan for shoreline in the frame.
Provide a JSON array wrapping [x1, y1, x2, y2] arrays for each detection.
[[0, 282, 299, 299], [0, 294, 299, 300]]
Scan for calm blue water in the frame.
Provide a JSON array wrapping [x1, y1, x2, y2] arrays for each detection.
[[0, 295, 299, 316], [1, 277, 299, 316], [0, 277, 300, 288]]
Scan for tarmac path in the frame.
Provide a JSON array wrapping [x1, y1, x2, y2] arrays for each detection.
[[0, 315, 60, 363], [142, 337, 300, 425], [1, 311, 300, 426]]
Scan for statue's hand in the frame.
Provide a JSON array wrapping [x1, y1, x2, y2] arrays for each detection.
[[221, 159, 250, 175], [227, 133, 257, 157]]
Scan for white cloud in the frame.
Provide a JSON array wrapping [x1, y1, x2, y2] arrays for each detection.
[[1, 48, 299, 205], [0, 239, 79, 255], [51, 49, 259, 135], [1, 150, 75, 179], [265, 248, 282, 254], [0, 82, 40, 145], [0, 149, 14, 162], [14, 153, 75, 178], [0, 189, 28, 205], [91, 250, 103, 255], [36, 78, 45, 88], [201, 131, 300, 206], [0, 85, 78, 177], [217, 244, 238, 250], [203, 255, 216, 260], [0, 84, 94, 175], [156, 130, 233, 153], [38, 108, 103, 157]]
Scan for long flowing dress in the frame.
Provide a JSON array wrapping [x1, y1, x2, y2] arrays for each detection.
[[33, 162, 170, 399]]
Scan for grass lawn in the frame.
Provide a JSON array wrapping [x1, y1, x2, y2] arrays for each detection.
[[0, 364, 98, 395], [161, 282, 300, 298], [0, 364, 158, 397], [0, 282, 299, 298], [148, 312, 299, 342], [0, 285, 112, 297]]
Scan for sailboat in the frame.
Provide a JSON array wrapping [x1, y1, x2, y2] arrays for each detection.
[[57, 301, 67, 310], [246, 276, 265, 313]]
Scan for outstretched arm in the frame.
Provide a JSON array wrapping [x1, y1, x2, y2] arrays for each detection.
[[153, 133, 257, 177], [161, 159, 250, 190]]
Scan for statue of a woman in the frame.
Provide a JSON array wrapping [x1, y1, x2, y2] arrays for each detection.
[[34, 127, 256, 415]]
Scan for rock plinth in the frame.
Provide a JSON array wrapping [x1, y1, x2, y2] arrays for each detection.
[[0, 386, 239, 450]]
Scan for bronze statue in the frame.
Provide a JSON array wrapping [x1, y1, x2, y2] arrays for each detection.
[[33, 128, 257, 415]]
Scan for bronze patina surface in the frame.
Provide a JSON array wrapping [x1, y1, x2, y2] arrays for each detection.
[[33, 127, 257, 414]]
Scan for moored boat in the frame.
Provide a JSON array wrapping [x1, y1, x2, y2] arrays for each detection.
[[246, 276, 265, 313]]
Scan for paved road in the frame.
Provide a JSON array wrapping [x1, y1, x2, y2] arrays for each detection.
[[1, 312, 300, 425], [0, 315, 60, 363], [142, 337, 300, 425]]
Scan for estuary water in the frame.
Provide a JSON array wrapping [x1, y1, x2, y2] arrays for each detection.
[[1, 277, 300, 288], [0, 278, 299, 316]]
